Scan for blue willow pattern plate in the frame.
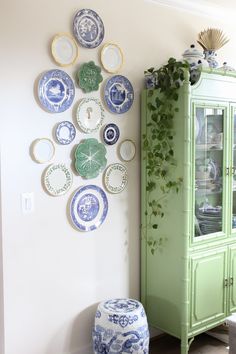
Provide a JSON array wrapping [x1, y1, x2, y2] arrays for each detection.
[[38, 69, 75, 113], [73, 9, 104, 49], [55, 121, 76, 145], [70, 185, 108, 231], [104, 75, 134, 114], [103, 123, 120, 145]]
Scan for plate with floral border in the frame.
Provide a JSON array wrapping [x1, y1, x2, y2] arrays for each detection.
[[76, 98, 105, 133], [38, 69, 75, 113], [104, 75, 134, 114], [55, 121, 76, 145], [43, 163, 73, 196], [104, 163, 128, 194], [70, 185, 108, 231], [73, 9, 104, 49]]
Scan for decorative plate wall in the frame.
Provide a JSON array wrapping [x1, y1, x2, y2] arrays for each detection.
[[38, 69, 75, 113], [103, 123, 120, 145], [73, 9, 105, 48], [51, 33, 79, 66], [44, 163, 73, 196], [104, 75, 134, 114], [104, 163, 128, 194], [101, 43, 123, 73], [119, 139, 136, 161], [76, 98, 105, 133], [70, 185, 108, 231], [77, 61, 103, 93], [55, 121, 76, 145], [32, 138, 55, 163], [75, 138, 107, 179]]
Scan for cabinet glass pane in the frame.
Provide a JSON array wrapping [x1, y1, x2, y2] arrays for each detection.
[[195, 107, 224, 237], [232, 110, 236, 230]]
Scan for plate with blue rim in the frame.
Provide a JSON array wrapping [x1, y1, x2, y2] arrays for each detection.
[[38, 69, 75, 113], [70, 185, 108, 231], [104, 75, 134, 114], [103, 123, 120, 145], [55, 121, 76, 145], [73, 9, 104, 49]]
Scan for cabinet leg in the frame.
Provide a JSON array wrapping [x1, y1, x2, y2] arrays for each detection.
[[181, 337, 194, 354]]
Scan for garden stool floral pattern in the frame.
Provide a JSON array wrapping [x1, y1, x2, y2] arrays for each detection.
[[92, 298, 149, 354]]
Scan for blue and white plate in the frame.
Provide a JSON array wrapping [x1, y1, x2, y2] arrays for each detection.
[[73, 9, 104, 49], [70, 185, 108, 231], [104, 75, 134, 114], [55, 121, 76, 145], [103, 123, 120, 145], [38, 69, 75, 113]]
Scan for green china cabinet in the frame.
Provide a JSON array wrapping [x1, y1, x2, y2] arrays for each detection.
[[141, 68, 236, 354]]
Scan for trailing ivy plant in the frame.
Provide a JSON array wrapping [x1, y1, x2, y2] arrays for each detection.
[[142, 58, 189, 255]]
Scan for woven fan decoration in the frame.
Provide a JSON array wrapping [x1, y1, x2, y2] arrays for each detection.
[[197, 28, 229, 51]]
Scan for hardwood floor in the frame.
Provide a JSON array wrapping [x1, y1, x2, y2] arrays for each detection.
[[149, 333, 228, 353]]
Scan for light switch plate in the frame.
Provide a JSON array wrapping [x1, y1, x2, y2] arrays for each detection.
[[21, 192, 34, 213]]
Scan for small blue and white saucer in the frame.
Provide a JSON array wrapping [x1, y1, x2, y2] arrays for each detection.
[[104, 75, 134, 114], [55, 121, 76, 145], [103, 123, 120, 145]]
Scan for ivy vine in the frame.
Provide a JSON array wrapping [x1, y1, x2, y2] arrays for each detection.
[[142, 58, 189, 254]]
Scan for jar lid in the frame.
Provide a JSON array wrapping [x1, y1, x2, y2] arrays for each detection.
[[217, 62, 236, 72], [182, 44, 204, 59]]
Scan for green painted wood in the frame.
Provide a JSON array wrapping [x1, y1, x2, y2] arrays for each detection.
[[229, 245, 236, 312], [141, 70, 236, 354], [190, 247, 227, 330], [141, 90, 148, 310]]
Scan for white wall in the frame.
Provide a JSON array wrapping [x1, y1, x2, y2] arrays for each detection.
[[1, 0, 236, 353]]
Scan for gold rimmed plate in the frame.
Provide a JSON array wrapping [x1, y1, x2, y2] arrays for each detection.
[[101, 43, 123, 73], [51, 33, 79, 67], [32, 138, 55, 163]]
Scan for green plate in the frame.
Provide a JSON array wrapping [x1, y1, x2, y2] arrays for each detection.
[[75, 138, 107, 179], [77, 61, 103, 93]]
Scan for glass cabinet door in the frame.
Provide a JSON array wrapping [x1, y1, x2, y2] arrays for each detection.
[[194, 107, 224, 238], [232, 109, 236, 231]]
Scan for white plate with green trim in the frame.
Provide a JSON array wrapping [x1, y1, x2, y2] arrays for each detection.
[[76, 98, 105, 133], [104, 163, 128, 194], [44, 163, 73, 196]]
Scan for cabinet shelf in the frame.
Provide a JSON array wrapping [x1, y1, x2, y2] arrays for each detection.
[[196, 144, 223, 151], [195, 189, 222, 196]]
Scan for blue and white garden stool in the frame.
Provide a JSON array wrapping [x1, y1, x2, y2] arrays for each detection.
[[92, 298, 149, 354]]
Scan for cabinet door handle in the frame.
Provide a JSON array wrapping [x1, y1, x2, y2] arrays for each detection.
[[232, 167, 236, 176], [226, 167, 230, 176], [230, 277, 234, 286], [224, 278, 228, 287]]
